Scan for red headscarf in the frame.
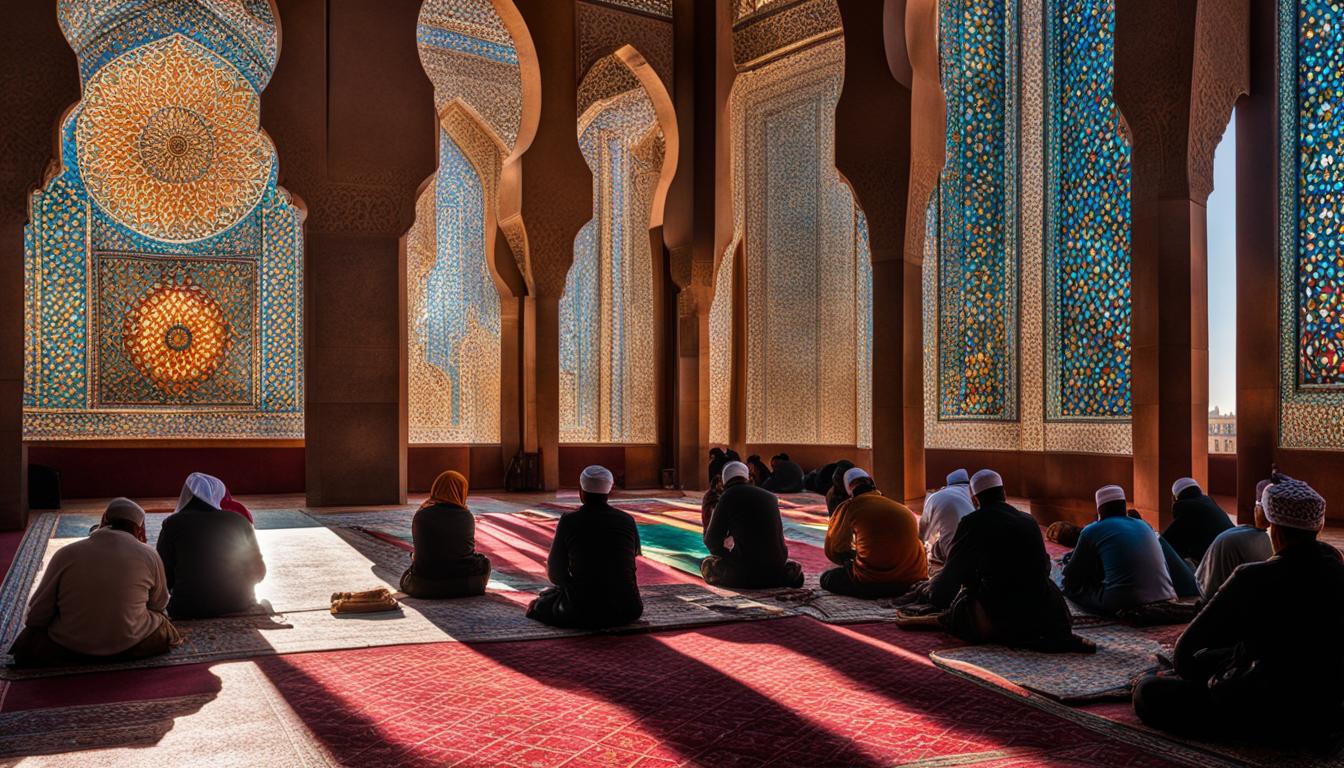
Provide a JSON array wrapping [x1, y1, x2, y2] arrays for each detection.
[[220, 491, 254, 524]]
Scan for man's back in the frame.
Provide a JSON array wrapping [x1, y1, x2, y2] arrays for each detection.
[[921, 485, 974, 562], [1163, 494, 1233, 563], [829, 492, 926, 583], [707, 482, 789, 569], [762, 461, 803, 493], [157, 505, 264, 618], [1195, 524, 1272, 598], [932, 500, 1051, 605], [1081, 516, 1175, 603], [551, 503, 641, 595], [27, 528, 166, 656]]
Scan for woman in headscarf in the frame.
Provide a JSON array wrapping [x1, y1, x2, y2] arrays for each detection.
[[401, 470, 492, 599]]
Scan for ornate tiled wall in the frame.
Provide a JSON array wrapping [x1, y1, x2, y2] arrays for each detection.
[[716, 39, 872, 448], [1278, 0, 1344, 449], [925, 0, 1132, 455], [418, 0, 522, 149], [560, 71, 661, 444], [24, 0, 302, 440], [731, 0, 842, 71]]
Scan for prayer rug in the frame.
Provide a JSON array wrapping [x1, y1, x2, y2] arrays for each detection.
[[929, 624, 1184, 703], [0, 661, 333, 765]]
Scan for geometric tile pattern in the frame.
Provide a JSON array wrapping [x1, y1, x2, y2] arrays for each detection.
[[937, 0, 1019, 421], [24, 1, 302, 440], [1278, 0, 1344, 449], [561, 74, 661, 444], [417, 0, 522, 150], [724, 39, 873, 448], [1045, 0, 1133, 421]]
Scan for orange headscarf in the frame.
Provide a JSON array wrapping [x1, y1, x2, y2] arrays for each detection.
[[422, 470, 469, 510]]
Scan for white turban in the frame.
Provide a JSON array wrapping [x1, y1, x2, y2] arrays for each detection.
[[722, 461, 750, 484], [1171, 477, 1201, 498], [970, 469, 1003, 496], [946, 468, 970, 486], [579, 465, 615, 494], [843, 467, 872, 493], [104, 497, 146, 526], [175, 472, 227, 514], [1095, 484, 1127, 509]]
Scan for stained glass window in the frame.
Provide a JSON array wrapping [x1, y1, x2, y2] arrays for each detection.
[[560, 84, 661, 443], [24, 0, 302, 439], [1044, 0, 1132, 420], [937, 0, 1018, 421]]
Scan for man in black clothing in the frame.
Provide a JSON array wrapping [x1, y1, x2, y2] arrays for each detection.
[[526, 466, 643, 629], [157, 474, 266, 619], [761, 453, 805, 494], [1133, 476, 1344, 747], [1161, 477, 1233, 564], [917, 470, 1091, 653], [701, 461, 804, 588]]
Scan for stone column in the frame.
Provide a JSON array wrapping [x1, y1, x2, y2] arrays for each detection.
[[837, 0, 915, 501], [510, 0, 594, 490], [1116, 0, 1246, 525], [264, 0, 437, 507], [0, 7, 79, 530]]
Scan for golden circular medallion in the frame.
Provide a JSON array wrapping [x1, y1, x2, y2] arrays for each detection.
[[123, 280, 233, 395]]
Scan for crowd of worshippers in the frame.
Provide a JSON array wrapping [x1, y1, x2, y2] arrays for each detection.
[[10, 454, 1344, 753]]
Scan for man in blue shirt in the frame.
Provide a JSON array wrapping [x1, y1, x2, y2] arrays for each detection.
[[1062, 485, 1176, 616]]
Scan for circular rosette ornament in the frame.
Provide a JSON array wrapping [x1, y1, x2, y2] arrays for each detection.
[[76, 34, 273, 242], [123, 278, 233, 396]]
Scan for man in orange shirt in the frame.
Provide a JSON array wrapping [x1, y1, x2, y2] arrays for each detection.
[[821, 468, 928, 598]]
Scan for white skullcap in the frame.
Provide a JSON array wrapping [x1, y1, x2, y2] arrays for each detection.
[[175, 472, 227, 514], [1263, 478, 1327, 531], [946, 468, 970, 486], [722, 461, 750, 484], [579, 465, 615, 494], [843, 467, 872, 492], [970, 469, 1003, 496], [1095, 484, 1127, 509], [104, 497, 145, 526], [1171, 477, 1201, 498]]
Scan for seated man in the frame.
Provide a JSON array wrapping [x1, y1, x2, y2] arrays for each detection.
[[157, 473, 267, 619], [920, 468, 975, 564], [825, 459, 855, 516], [1194, 478, 1274, 599], [761, 453, 805, 494], [1062, 486, 1177, 616], [922, 470, 1089, 652], [702, 462, 804, 588], [821, 468, 927, 598], [401, 470, 492, 599], [1161, 477, 1233, 563], [1133, 477, 1344, 748], [9, 499, 180, 668], [527, 466, 643, 628]]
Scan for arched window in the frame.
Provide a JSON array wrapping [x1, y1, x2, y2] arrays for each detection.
[[24, 1, 302, 439]]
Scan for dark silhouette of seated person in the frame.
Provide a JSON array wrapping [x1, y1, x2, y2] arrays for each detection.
[[1133, 476, 1344, 749], [825, 459, 856, 516], [10, 498, 181, 668], [1062, 485, 1180, 616], [526, 466, 643, 629], [916, 470, 1091, 653], [761, 453, 805, 494], [401, 470, 491, 598], [156, 472, 267, 619], [701, 461, 804, 588], [1161, 477, 1233, 564], [745, 454, 773, 487], [821, 468, 928, 598]]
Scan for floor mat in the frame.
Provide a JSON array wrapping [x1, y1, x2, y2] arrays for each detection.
[[930, 624, 1182, 703], [0, 661, 333, 765]]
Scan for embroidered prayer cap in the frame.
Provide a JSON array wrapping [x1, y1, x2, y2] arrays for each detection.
[[175, 472, 227, 514], [970, 469, 1003, 496], [579, 465, 614, 494], [946, 468, 970, 486], [1263, 478, 1326, 531], [1171, 477, 1201, 498], [1095, 484, 1127, 509], [104, 497, 146, 526], [843, 467, 872, 493], [722, 461, 750, 484]]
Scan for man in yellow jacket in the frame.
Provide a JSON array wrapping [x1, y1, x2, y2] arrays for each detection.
[[822, 468, 928, 598]]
